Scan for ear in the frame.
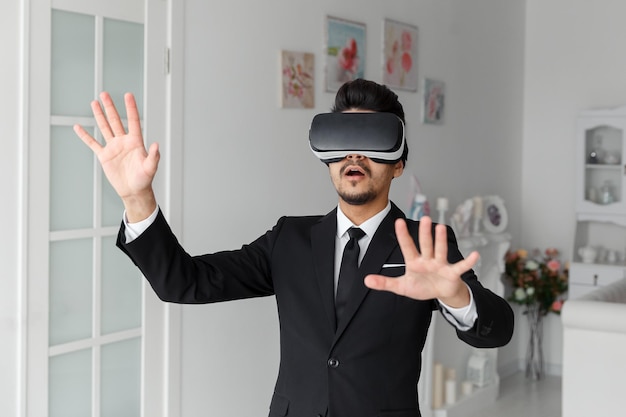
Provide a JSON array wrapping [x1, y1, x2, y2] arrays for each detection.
[[392, 160, 404, 178]]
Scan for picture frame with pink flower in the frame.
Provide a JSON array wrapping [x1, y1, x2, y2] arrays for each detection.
[[382, 19, 418, 92], [422, 78, 445, 125], [280, 50, 315, 109], [325, 15, 366, 92]]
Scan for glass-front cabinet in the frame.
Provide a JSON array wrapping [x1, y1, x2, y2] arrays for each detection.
[[577, 113, 626, 215], [571, 107, 626, 299]]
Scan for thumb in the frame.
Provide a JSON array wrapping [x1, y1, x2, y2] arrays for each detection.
[[145, 142, 160, 176], [364, 274, 402, 294]]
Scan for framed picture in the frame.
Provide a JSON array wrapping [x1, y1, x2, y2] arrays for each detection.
[[482, 195, 508, 234], [280, 50, 315, 109], [325, 15, 366, 92], [422, 78, 445, 125], [382, 19, 418, 91]]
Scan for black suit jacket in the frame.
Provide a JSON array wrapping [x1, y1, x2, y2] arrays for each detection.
[[117, 202, 514, 417]]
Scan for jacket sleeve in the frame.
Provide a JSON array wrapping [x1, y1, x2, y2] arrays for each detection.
[[457, 279, 515, 348], [116, 209, 278, 304], [440, 225, 515, 348]]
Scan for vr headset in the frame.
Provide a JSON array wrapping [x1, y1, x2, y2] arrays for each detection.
[[308, 112, 406, 164]]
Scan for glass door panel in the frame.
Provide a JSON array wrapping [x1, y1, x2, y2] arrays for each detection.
[[49, 348, 92, 417], [51, 10, 95, 117], [49, 238, 93, 346], [50, 126, 94, 231], [101, 338, 141, 417], [101, 236, 141, 335], [101, 177, 125, 228], [103, 18, 145, 117]]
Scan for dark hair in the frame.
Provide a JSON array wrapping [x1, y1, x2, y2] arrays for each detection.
[[331, 79, 408, 166]]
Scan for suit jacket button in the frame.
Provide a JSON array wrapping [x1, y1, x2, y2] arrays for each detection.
[[327, 358, 340, 368]]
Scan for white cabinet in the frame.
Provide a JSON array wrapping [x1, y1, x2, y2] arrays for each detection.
[[571, 107, 626, 299], [568, 262, 625, 299], [576, 112, 626, 215]]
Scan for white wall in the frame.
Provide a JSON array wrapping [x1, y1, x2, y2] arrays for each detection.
[[179, 0, 525, 415], [522, 0, 626, 373], [15, 0, 626, 415], [1, 1, 22, 416]]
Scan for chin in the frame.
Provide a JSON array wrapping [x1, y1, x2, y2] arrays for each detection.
[[339, 191, 375, 206]]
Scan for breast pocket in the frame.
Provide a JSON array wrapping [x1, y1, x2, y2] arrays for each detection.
[[380, 264, 405, 277]]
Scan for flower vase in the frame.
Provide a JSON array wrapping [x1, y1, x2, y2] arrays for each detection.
[[525, 303, 545, 380]]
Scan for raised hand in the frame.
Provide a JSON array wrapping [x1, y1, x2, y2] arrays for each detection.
[[364, 216, 479, 308], [73, 92, 159, 222]]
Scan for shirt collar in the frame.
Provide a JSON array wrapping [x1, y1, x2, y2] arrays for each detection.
[[336, 201, 392, 239]]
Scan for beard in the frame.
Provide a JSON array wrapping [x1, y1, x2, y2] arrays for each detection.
[[337, 187, 376, 205]]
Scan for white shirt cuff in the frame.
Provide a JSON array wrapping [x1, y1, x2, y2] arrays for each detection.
[[438, 284, 478, 331], [123, 206, 159, 243]]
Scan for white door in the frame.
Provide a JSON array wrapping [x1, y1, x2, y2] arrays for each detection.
[[25, 0, 180, 416]]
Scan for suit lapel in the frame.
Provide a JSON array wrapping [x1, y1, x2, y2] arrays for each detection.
[[311, 209, 338, 330], [334, 203, 407, 339]]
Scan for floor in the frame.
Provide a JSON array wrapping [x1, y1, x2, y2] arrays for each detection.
[[468, 372, 562, 417]]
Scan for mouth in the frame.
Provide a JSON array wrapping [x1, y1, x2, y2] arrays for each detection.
[[343, 165, 366, 178]]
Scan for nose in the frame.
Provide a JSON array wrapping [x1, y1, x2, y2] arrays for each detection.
[[346, 153, 365, 160]]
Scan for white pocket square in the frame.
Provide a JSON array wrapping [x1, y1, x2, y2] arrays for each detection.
[[382, 263, 405, 268]]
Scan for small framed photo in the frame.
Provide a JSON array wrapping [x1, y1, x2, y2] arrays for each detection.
[[382, 19, 418, 91], [325, 15, 366, 92], [482, 195, 508, 234], [280, 50, 315, 109], [422, 78, 445, 125]]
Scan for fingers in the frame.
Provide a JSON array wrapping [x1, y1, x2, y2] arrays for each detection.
[[450, 250, 480, 276], [394, 218, 420, 262], [73, 124, 102, 154], [124, 93, 143, 137], [395, 216, 448, 262], [78, 92, 146, 159], [417, 216, 433, 258], [99, 92, 127, 137], [89, 92, 142, 142], [433, 223, 449, 262], [415, 217, 448, 262], [91, 98, 115, 141]]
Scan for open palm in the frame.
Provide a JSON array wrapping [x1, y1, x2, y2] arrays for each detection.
[[364, 216, 478, 308], [73, 92, 160, 204]]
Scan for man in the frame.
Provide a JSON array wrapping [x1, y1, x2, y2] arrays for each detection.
[[74, 79, 513, 417]]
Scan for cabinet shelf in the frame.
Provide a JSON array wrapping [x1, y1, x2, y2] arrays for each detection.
[[585, 163, 621, 170]]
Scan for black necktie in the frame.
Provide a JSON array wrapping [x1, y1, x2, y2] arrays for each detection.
[[335, 227, 366, 325]]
